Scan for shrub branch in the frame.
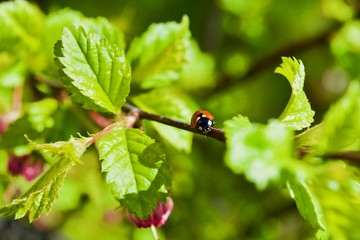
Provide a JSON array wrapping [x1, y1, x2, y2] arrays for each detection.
[[121, 103, 226, 143], [121, 103, 360, 164]]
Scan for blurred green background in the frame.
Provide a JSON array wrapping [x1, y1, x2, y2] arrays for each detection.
[[2, 0, 360, 239]]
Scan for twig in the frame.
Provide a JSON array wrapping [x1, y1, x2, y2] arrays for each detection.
[[121, 103, 360, 164], [121, 103, 226, 143], [297, 145, 360, 165], [322, 151, 360, 165]]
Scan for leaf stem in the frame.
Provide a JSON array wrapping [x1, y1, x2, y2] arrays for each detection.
[[151, 224, 159, 240], [121, 103, 226, 143], [89, 123, 118, 144]]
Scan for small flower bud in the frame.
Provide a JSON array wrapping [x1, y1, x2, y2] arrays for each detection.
[[127, 197, 174, 228], [7, 154, 43, 181], [7, 154, 29, 175], [22, 161, 43, 181]]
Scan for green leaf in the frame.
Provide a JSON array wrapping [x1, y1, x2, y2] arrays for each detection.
[[294, 124, 323, 151], [132, 87, 198, 153], [127, 15, 191, 88], [54, 26, 131, 114], [275, 57, 314, 130], [0, 0, 44, 53], [179, 40, 216, 91], [310, 162, 360, 240], [91, 17, 126, 50], [96, 124, 171, 219], [287, 178, 327, 231], [42, 9, 126, 78], [45, 9, 126, 57], [315, 81, 360, 154], [0, 98, 58, 149], [224, 115, 295, 189], [0, 137, 88, 222], [0, 60, 27, 87], [286, 161, 360, 240]]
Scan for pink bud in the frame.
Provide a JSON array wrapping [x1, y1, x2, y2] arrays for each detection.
[[128, 197, 174, 228], [22, 161, 43, 181], [7, 154, 43, 181], [7, 154, 29, 175]]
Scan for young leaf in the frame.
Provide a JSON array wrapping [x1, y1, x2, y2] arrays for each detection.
[[315, 81, 360, 154], [54, 26, 131, 114], [0, 61, 27, 87], [46, 9, 125, 49], [0, 137, 89, 222], [275, 57, 314, 130], [43, 9, 126, 78], [0, 0, 44, 53], [127, 15, 190, 88], [224, 115, 295, 189], [96, 124, 170, 219], [132, 87, 198, 153], [179, 40, 216, 91], [287, 178, 327, 232]]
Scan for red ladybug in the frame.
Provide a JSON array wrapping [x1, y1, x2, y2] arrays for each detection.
[[191, 110, 215, 134]]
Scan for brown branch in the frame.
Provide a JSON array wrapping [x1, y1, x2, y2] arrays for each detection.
[[322, 151, 360, 165], [121, 103, 226, 143], [297, 145, 360, 165], [121, 104, 360, 164]]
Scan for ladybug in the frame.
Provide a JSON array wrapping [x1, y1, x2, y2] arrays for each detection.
[[191, 110, 215, 134]]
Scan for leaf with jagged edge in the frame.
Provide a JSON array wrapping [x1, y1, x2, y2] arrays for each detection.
[[54, 26, 131, 114], [45, 9, 126, 51], [287, 177, 327, 233], [96, 123, 171, 219], [288, 161, 360, 240], [127, 15, 190, 88], [315, 81, 360, 155], [275, 57, 314, 130], [296, 82, 360, 155], [224, 115, 298, 190], [0, 137, 89, 222], [43, 9, 126, 78]]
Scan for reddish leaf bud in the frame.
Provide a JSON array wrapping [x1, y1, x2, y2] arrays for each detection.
[[7, 154, 43, 181], [128, 197, 174, 228], [22, 161, 43, 181], [7, 154, 29, 175]]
